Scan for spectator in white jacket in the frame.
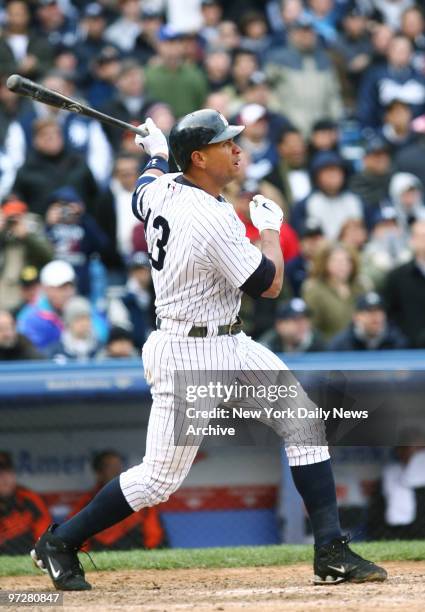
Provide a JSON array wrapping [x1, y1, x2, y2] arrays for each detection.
[[291, 151, 364, 241]]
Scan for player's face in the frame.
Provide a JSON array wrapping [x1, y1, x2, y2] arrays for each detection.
[[202, 138, 242, 183]]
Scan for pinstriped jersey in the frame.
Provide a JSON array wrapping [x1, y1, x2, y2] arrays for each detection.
[[132, 172, 262, 326]]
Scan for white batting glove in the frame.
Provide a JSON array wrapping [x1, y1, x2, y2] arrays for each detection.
[[134, 117, 169, 159], [249, 195, 283, 233]]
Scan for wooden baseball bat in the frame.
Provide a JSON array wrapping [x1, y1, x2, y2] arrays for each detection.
[[6, 74, 148, 136]]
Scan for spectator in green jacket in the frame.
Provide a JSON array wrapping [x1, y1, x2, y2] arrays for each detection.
[[0, 198, 53, 312], [302, 242, 369, 342], [145, 25, 207, 119]]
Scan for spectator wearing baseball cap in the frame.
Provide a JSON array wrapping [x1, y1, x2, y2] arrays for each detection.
[[333, 7, 373, 108], [85, 45, 121, 110], [291, 151, 364, 241], [0, 451, 52, 555], [0, 198, 53, 312], [16, 260, 76, 352], [285, 220, 326, 296], [44, 186, 110, 297], [17, 260, 108, 352], [327, 291, 408, 351], [132, 9, 164, 66], [259, 297, 326, 353], [14, 266, 41, 319], [77, 5, 112, 92], [349, 135, 392, 218]]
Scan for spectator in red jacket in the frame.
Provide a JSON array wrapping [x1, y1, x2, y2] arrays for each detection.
[[0, 451, 51, 555], [70, 450, 165, 551]]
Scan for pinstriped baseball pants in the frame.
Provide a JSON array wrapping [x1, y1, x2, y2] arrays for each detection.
[[120, 330, 329, 511]]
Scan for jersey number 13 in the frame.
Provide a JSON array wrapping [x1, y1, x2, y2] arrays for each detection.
[[144, 208, 170, 271]]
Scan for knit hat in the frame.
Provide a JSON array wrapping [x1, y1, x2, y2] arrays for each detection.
[[63, 296, 91, 325]]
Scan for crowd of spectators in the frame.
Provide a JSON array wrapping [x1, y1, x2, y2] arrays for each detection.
[[1, 0, 425, 360]]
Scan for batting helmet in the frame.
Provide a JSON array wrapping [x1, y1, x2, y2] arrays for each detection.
[[169, 109, 245, 171]]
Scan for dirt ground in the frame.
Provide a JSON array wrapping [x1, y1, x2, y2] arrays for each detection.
[[0, 562, 424, 612]]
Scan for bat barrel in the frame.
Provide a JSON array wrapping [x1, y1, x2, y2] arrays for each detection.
[[6, 73, 149, 137], [6, 74, 24, 92]]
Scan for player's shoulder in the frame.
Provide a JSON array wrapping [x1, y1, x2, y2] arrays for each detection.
[[144, 171, 180, 191]]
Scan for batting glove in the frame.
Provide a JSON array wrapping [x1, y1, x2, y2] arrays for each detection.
[[135, 117, 169, 159], [249, 195, 284, 233]]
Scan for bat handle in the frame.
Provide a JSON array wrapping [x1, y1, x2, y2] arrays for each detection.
[[131, 124, 149, 137]]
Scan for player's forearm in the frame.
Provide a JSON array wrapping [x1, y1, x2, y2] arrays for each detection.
[[260, 229, 284, 298]]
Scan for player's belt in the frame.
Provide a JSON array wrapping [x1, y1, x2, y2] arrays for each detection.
[[156, 316, 242, 337]]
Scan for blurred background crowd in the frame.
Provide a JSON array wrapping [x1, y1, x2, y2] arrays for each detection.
[[1, 0, 425, 361]]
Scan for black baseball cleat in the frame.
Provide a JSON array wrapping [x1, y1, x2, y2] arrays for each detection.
[[30, 525, 92, 591], [313, 536, 388, 585]]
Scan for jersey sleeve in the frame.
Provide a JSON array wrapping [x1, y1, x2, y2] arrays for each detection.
[[131, 175, 157, 221], [199, 207, 263, 289]]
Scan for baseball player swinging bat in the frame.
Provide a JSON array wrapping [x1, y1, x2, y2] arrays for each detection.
[[6, 74, 149, 137], [29, 109, 387, 591]]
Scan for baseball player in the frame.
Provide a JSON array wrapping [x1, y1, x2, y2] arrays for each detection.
[[31, 110, 387, 590]]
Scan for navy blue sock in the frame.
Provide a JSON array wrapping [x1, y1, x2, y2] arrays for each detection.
[[290, 459, 341, 547], [54, 477, 133, 548]]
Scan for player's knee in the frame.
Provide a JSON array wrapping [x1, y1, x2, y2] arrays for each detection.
[[286, 445, 330, 466], [121, 465, 185, 509]]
